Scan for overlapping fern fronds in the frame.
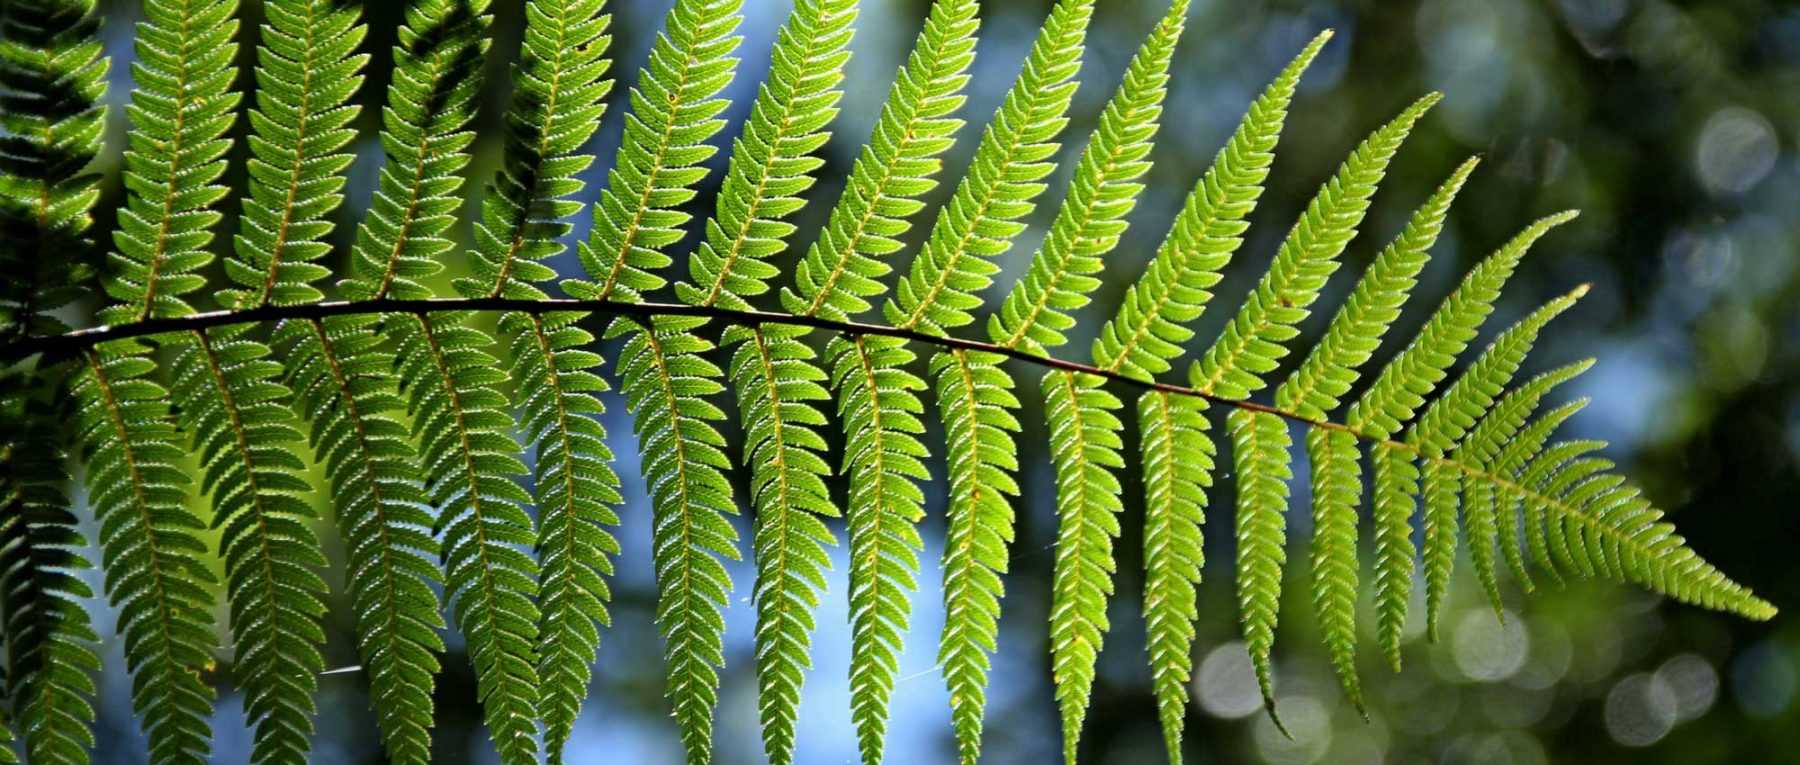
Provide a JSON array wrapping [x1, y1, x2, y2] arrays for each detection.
[[0, 4, 106, 761], [454, 1, 618, 759], [0, 3, 1779, 765]]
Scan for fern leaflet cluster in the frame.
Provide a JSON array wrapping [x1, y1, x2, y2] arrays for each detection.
[[0, 4, 1780, 765]]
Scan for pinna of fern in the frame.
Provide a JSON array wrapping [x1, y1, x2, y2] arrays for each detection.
[[0, 1, 1781, 765]]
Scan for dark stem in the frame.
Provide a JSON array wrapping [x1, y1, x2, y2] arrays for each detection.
[[0, 297, 1350, 435]]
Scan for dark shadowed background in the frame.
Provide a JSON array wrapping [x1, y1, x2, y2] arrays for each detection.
[[61, 0, 1800, 762]]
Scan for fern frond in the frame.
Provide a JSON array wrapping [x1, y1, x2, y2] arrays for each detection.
[[97, 0, 240, 324], [1494, 398, 1589, 587], [846, 2, 1092, 758], [1369, 440, 1417, 670], [459, 0, 612, 304], [732, 323, 837, 765], [1352, 211, 1577, 661], [1454, 359, 1592, 604], [830, 334, 929, 765], [934, 6, 1182, 759], [274, 317, 444, 764], [164, 328, 327, 765], [563, 3, 747, 760], [1305, 426, 1361, 714], [224, 0, 366, 309], [1346, 210, 1580, 438], [1411, 286, 1586, 638], [608, 316, 740, 765], [567, 0, 744, 305], [1191, 93, 1439, 399], [343, 0, 492, 302], [1043, 370, 1124, 765], [677, 0, 853, 311], [652, 4, 854, 758], [1275, 157, 1479, 419], [392, 313, 540, 765], [72, 346, 215, 765], [1092, 31, 1329, 379], [507, 311, 620, 764], [438, 1, 618, 757], [184, 6, 369, 757], [0, 0, 108, 339], [1270, 159, 1477, 705], [781, 0, 979, 321], [932, 348, 1020, 763], [0, 376, 100, 765], [884, 0, 1093, 335], [988, 0, 1184, 353], [1478, 443, 1774, 619], [1228, 408, 1293, 727], [1137, 391, 1211, 764]]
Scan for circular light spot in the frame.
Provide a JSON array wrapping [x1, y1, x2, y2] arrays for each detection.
[[1694, 106, 1778, 196], [1252, 696, 1332, 765], [1196, 641, 1262, 719], [1732, 640, 1797, 718], [1605, 673, 1680, 747], [1512, 621, 1571, 690], [1657, 653, 1719, 721], [1453, 610, 1530, 682]]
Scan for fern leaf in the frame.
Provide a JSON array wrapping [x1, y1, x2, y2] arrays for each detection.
[[1191, 93, 1440, 399], [224, 0, 366, 310], [97, 0, 240, 325], [1454, 359, 1592, 602], [1306, 426, 1363, 714], [459, 0, 613, 304], [826, 334, 929, 765], [841, 2, 1092, 758], [932, 348, 1020, 763], [343, 0, 492, 303], [1043, 370, 1125, 764], [72, 346, 216, 765], [183, 5, 371, 758], [1137, 391, 1211, 763], [166, 329, 328, 765], [731, 323, 837, 765], [609, 316, 741, 765], [1410, 286, 1586, 638], [562, 3, 748, 760], [1346, 210, 1580, 438], [567, 0, 744, 305], [884, 0, 1093, 335], [508, 311, 620, 764], [438, 1, 618, 758], [676, 0, 853, 311], [0, 0, 109, 339], [1493, 444, 1774, 619], [0, 377, 100, 765], [1228, 408, 1293, 727], [1494, 398, 1589, 586], [274, 317, 444, 764], [988, 0, 1184, 353], [669, 5, 855, 759], [781, 0, 979, 321], [1092, 30, 1329, 379], [1275, 157, 1480, 419], [392, 313, 540, 765], [1369, 440, 1417, 670], [930, 6, 1184, 758]]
